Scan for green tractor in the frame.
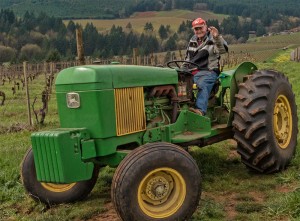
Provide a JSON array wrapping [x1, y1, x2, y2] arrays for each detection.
[[21, 61, 298, 220]]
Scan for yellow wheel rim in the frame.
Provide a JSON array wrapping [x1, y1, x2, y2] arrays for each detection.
[[41, 182, 76, 192], [273, 95, 293, 149], [137, 167, 186, 219]]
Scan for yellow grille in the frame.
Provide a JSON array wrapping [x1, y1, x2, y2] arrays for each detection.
[[114, 87, 146, 136]]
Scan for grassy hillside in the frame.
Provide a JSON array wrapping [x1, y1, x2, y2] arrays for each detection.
[[1, 49, 300, 220], [228, 32, 300, 63], [153, 32, 300, 67], [66, 9, 228, 33]]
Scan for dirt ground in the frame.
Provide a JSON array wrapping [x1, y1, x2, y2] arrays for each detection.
[[90, 202, 121, 221]]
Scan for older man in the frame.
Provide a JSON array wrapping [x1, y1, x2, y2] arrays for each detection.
[[184, 17, 228, 116]]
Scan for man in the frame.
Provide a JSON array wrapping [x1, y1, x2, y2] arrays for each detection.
[[184, 17, 228, 116]]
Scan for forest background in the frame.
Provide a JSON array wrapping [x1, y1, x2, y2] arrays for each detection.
[[0, 0, 299, 64]]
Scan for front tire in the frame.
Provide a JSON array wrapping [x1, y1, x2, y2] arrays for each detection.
[[111, 142, 201, 221], [233, 70, 298, 173], [21, 148, 99, 204]]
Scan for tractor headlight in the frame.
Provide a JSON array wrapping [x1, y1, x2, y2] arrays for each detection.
[[66, 92, 80, 108]]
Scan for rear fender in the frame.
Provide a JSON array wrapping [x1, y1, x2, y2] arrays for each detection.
[[219, 62, 258, 124]]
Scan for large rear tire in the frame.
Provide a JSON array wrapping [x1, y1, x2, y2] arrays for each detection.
[[111, 142, 201, 221], [21, 148, 99, 205], [233, 70, 298, 173]]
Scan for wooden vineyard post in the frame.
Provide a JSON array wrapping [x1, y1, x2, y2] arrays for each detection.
[[133, 48, 139, 65], [76, 28, 85, 65], [23, 61, 32, 126]]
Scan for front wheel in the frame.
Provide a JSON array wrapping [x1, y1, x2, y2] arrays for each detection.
[[21, 148, 99, 205], [233, 70, 298, 173], [111, 142, 201, 221]]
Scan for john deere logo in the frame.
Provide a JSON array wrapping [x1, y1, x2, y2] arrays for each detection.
[[66, 92, 80, 108]]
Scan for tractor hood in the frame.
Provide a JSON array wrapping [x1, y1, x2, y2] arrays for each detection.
[[55, 65, 178, 92]]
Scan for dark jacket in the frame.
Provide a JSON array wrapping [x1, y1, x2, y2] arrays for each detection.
[[185, 31, 228, 74]]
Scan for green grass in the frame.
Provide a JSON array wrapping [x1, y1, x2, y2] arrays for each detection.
[[1, 50, 300, 220], [0, 130, 109, 220]]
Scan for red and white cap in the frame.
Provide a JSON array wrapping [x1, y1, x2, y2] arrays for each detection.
[[192, 18, 206, 28]]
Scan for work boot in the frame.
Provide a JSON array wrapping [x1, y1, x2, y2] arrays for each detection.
[[189, 107, 204, 116]]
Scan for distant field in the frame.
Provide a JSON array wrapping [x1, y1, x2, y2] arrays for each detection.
[[65, 10, 228, 33]]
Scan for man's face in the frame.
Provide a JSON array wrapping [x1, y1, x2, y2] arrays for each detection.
[[193, 25, 207, 38]]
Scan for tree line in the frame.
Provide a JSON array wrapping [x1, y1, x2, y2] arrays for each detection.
[[205, 0, 300, 25], [2, 0, 300, 21]]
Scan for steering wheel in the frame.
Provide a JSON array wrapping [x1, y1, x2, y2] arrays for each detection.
[[166, 60, 201, 73]]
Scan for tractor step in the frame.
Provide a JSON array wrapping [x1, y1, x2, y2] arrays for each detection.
[[212, 124, 228, 129], [172, 131, 210, 143]]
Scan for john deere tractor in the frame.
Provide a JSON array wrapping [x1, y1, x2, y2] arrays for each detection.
[[21, 61, 298, 221]]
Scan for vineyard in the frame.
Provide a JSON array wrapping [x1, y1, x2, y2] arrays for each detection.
[[229, 32, 300, 62], [1, 31, 300, 132], [0, 62, 57, 132]]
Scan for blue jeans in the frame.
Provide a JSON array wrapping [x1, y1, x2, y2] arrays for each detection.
[[193, 70, 218, 115]]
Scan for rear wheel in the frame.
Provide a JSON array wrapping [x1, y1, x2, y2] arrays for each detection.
[[233, 70, 298, 173], [111, 142, 201, 221], [21, 148, 99, 204]]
